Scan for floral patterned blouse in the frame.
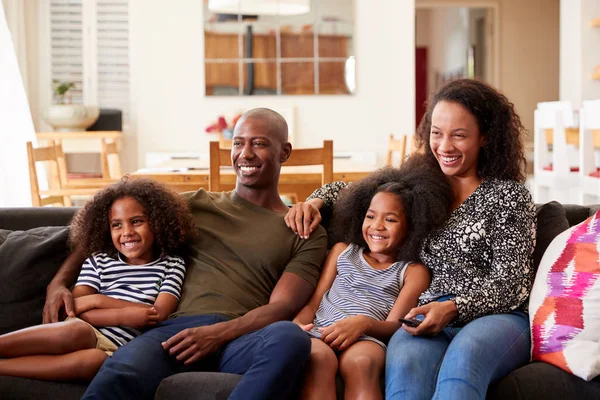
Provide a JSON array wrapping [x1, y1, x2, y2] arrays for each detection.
[[308, 178, 537, 326]]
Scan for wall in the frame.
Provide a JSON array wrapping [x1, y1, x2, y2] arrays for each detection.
[[560, 0, 600, 106], [129, 0, 415, 169], [499, 0, 560, 142]]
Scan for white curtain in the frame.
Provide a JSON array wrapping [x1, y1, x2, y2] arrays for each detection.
[[2, 0, 28, 94], [0, 1, 36, 206]]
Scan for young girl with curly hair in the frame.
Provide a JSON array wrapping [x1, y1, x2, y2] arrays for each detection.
[[0, 178, 194, 381], [286, 78, 537, 400], [293, 155, 452, 400]]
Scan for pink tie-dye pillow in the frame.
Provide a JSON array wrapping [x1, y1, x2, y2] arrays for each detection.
[[529, 209, 600, 381]]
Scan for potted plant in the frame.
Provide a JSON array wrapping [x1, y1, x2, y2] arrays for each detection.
[[43, 80, 99, 132]]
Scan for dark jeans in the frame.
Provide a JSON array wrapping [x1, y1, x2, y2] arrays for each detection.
[[82, 315, 310, 400]]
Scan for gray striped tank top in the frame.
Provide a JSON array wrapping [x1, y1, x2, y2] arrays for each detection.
[[308, 243, 409, 348]]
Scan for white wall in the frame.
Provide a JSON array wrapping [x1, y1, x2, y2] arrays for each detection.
[[561, 0, 600, 106], [500, 0, 560, 142], [129, 0, 415, 169]]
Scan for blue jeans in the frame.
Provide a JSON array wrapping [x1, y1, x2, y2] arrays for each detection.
[[385, 311, 530, 400], [82, 315, 310, 400]]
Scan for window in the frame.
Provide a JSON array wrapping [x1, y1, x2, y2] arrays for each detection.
[[49, 0, 130, 124]]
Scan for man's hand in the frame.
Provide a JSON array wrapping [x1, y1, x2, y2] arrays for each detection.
[[319, 315, 371, 351], [119, 306, 159, 329], [402, 301, 457, 336], [162, 324, 226, 365], [294, 321, 314, 332], [43, 283, 74, 323], [284, 199, 323, 239]]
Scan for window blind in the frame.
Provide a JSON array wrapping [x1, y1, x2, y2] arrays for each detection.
[[49, 0, 129, 124], [96, 0, 129, 122], [50, 0, 84, 104]]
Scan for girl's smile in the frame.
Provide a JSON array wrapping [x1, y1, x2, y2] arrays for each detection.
[[110, 196, 156, 265], [362, 192, 407, 264]]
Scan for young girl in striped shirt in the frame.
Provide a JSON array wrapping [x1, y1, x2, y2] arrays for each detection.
[[294, 155, 452, 399], [0, 178, 194, 381]]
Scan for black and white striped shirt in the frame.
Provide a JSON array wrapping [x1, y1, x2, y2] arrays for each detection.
[[308, 243, 409, 348], [75, 252, 186, 346]]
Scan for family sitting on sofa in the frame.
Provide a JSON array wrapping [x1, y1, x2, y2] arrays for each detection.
[[1, 80, 599, 400]]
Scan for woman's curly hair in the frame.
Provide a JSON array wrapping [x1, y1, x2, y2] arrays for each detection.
[[69, 178, 195, 258], [416, 78, 527, 182], [331, 154, 452, 262]]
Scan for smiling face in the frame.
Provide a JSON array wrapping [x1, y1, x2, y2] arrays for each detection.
[[429, 100, 485, 180], [109, 196, 155, 265], [362, 192, 408, 258], [231, 116, 291, 192]]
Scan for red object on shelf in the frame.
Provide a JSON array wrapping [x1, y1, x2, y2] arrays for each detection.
[[542, 165, 580, 172]]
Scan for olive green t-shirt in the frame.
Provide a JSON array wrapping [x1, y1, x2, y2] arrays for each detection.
[[172, 189, 328, 319]]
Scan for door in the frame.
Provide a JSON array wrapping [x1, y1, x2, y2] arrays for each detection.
[[415, 47, 428, 128]]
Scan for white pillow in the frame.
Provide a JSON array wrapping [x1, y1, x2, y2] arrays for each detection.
[[529, 210, 600, 381]]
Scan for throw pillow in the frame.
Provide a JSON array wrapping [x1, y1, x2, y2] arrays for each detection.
[[0, 226, 70, 335], [530, 209, 600, 381], [533, 201, 570, 271]]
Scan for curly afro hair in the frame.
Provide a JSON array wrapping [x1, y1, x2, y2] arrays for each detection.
[[331, 154, 452, 262], [416, 78, 527, 183], [69, 178, 195, 259]]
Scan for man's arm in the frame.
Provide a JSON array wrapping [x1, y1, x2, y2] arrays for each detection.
[[162, 272, 314, 365], [42, 248, 87, 323]]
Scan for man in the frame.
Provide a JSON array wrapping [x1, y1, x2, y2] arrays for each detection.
[[43, 108, 328, 399]]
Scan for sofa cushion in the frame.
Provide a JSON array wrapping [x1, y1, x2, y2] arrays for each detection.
[[488, 362, 600, 400], [155, 372, 241, 400], [529, 210, 600, 381], [0, 376, 86, 400], [533, 201, 570, 271], [0, 226, 71, 335]]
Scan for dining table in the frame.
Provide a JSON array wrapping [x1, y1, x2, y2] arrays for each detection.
[[131, 157, 379, 201]]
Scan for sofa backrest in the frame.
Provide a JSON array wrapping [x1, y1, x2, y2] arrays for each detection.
[[562, 204, 600, 227], [0, 207, 78, 231]]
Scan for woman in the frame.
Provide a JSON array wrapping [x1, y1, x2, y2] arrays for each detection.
[[284, 78, 536, 400]]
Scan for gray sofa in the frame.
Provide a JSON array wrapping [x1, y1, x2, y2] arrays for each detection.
[[1, 203, 600, 400]]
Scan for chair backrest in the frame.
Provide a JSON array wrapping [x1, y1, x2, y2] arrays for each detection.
[[209, 139, 334, 191], [209, 141, 233, 191], [284, 140, 334, 186], [387, 134, 407, 166], [26, 141, 66, 206], [101, 140, 122, 180]]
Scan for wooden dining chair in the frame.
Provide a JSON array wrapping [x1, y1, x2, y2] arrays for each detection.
[[209, 141, 232, 192], [209, 140, 334, 200], [285, 140, 334, 186], [36, 131, 122, 188], [54, 139, 120, 189], [26, 141, 102, 206], [387, 134, 407, 166]]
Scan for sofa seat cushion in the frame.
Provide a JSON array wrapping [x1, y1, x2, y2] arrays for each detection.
[[155, 372, 241, 400], [0, 376, 87, 400], [0, 226, 70, 334], [488, 362, 600, 400]]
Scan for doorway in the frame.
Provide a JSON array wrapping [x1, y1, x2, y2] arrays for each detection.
[[415, 2, 499, 125]]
